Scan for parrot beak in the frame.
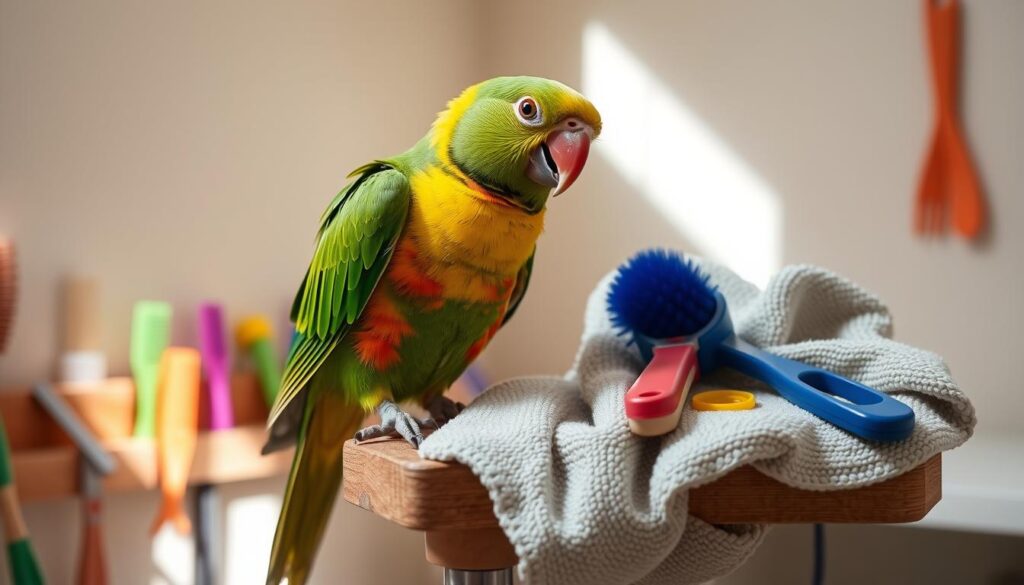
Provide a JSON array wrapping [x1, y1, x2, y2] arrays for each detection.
[[527, 118, 593, 197]]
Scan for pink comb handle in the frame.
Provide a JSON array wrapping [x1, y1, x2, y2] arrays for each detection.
[[626, 343, 698, 422], [198, 303, 234, 431]]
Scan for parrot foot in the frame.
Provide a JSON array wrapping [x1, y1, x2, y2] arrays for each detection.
[[426, 394, 465, 427], [354, 400, 429, 448]]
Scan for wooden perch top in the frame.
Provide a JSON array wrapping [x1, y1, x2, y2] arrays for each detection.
[[342, 437, 941, 528]]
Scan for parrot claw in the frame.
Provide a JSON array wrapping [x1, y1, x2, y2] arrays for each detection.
[[426, 395, 465, 426], [354, 400, 428, 448]]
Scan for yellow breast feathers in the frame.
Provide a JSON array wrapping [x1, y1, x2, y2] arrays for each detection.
[[405, 166, 543, 303]]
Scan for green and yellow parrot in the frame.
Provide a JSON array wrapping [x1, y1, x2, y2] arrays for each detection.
[[263, 76, 601, 584]]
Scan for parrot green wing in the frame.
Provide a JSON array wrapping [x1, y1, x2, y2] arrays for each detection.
[[501, 249, 534, 325], [268, 162, 411, 428]]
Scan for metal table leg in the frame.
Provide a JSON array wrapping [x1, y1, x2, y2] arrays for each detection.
[[425, 528, 517, 585], [443, 568, 513, 585]]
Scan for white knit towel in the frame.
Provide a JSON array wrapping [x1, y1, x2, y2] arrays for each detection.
[[420, 261, 976, 585]]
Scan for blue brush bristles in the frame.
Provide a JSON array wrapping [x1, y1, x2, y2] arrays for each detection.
[[607, 249, 718, 341]]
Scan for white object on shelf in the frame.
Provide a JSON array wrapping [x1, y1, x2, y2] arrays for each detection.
[[59, 350, 108, 384]]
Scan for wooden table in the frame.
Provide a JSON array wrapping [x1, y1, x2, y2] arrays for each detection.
[[342, 438, 941, 582]]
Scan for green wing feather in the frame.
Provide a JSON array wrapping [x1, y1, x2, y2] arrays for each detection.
[[501, 249, 534, 325], [268, 163, 410, 428]]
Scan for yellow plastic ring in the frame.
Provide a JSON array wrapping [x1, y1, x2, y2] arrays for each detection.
[[691, 390, 756, 411]]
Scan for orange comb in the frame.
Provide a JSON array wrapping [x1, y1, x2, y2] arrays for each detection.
[[150, 347, 201, 535], [915, 0, 986, 239]]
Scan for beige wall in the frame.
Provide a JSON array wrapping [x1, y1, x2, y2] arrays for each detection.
[[477, 0, 1024, 583], [0, 0, 484, 382], [1, 0, 476, 583], [479, 0, 1024, 435], [2, 0, 1023, 584]]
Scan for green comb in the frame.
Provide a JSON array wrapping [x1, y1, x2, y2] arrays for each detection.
[[130, 301, 172, 438]]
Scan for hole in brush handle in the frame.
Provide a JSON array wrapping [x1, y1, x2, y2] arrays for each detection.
[[798, 370, 883, 406]]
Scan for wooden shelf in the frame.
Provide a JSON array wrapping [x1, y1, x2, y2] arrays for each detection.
[[0, 375, 292, 502], [342, 437, 942, 528]]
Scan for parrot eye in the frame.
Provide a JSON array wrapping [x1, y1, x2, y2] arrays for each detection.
[[515, 97, 543, 126]]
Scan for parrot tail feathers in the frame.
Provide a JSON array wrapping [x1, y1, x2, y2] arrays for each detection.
[[266, 389, 365, 585]]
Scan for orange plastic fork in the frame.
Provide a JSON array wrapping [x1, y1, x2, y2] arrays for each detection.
[[915, 0, 986, 239]]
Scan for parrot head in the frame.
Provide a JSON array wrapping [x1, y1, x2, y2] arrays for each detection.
[[433, 76, 602, 213]]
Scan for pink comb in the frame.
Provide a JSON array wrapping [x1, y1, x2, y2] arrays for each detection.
[[625, 343, 698, 436], [198, 303, 234, 430]]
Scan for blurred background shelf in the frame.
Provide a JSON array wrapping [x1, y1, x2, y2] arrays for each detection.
[[0, 375, 290, 503]]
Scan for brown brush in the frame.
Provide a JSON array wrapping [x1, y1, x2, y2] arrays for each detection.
[[0, 237, 15, 352], [60, 276, 108, 384], [0, 238, 40, 584]]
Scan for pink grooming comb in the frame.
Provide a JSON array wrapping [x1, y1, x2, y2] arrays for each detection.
[[198, 303, 234, 430], [624, 343, 698, 436]]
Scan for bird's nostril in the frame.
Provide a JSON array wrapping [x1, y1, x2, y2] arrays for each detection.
[[567, 120, 578, 128]]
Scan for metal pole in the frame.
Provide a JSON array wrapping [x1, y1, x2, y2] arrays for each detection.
[[443, 568, 514, 585], [194, 484, 218, 585]]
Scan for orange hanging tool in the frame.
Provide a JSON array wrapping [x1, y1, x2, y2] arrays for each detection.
[[915, 0, 986, 239], [150, 347, 201, 535]]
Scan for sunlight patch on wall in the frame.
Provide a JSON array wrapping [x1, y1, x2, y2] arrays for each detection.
[[151, 524, 194, 585], [224, 493, 281, 585], [582, 23, 781, 286]]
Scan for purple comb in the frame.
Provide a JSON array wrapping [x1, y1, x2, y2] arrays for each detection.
[[198, 303, 234, 430]]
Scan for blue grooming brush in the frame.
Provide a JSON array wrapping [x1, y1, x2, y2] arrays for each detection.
[[608, 249, 915, 442]]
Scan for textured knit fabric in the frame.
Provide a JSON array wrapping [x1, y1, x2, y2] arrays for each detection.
[[419, 261, 976, 585]]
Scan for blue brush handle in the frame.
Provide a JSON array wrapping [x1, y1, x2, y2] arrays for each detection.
[[715, 337, 915, 442]]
